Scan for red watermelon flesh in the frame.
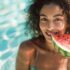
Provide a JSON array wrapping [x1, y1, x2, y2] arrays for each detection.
[[52, 34, 70, 52]]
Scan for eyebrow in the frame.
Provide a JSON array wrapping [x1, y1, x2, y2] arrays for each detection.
[[40, 13, 64, 17], [40, 14, 47, 17], [53, 13, 64, 17]]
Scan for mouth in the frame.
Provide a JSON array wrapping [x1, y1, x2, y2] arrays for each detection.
[[45, 32, 51, 40], [46, 32, 51, 37], [45, 32, 59, 40]]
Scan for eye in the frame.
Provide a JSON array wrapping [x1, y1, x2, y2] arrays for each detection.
[[40, 18, 48, 21], [53, 18, 64, 26], [55, 18, 62, 22]]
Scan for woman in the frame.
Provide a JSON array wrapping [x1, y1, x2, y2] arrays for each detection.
[[16, 0, 70, 70]]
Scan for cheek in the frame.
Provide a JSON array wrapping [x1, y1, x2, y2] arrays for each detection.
[[57, 26, 64, 30], [58, 24, 66, 31], [39, 23, 47, 32], [58, 24, 66, 34]]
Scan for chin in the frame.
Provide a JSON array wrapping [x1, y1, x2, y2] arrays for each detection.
[[46, 38, 53, 44], [47, 40, 52, 44]]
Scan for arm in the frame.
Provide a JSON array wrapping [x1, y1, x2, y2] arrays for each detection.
[[16, 41, 36, 70]]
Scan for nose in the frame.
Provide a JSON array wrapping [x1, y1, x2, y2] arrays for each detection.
[[47, 22, 58, 34], [47, 26, 54, 31], [47, 22, 55, 31]]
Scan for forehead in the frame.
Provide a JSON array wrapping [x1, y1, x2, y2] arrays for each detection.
[[40, 4, 63, 16]]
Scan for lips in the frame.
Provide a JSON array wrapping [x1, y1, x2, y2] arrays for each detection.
[[45, 31, 59, 39], [45, 32, 51, 36], [46, 31, 60, 35], [45, 32, 52, 40]]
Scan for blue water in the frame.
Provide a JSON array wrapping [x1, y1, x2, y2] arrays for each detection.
[[0, 0, 35, 70]]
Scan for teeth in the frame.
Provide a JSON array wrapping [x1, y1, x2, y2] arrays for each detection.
[[46, 32, 59, 36], [51, 32, 59, 35]]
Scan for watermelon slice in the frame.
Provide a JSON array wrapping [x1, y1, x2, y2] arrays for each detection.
[[51, 34, 70, 57]]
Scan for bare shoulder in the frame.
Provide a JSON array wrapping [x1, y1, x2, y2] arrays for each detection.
[[19, 38, 37, 53], [16, 38, 39, 70], [19, 35, 45, 54]]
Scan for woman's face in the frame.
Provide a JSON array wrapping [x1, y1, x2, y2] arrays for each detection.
[[39, 4, 67, 44]]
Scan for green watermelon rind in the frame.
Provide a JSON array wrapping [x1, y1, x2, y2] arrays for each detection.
[[52, 37, 70, 57]]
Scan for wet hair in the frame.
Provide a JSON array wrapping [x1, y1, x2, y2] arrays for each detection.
[[29, 0, 70, 35]]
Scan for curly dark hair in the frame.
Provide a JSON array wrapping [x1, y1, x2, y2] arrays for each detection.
[[29, 0, 70, 35]]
